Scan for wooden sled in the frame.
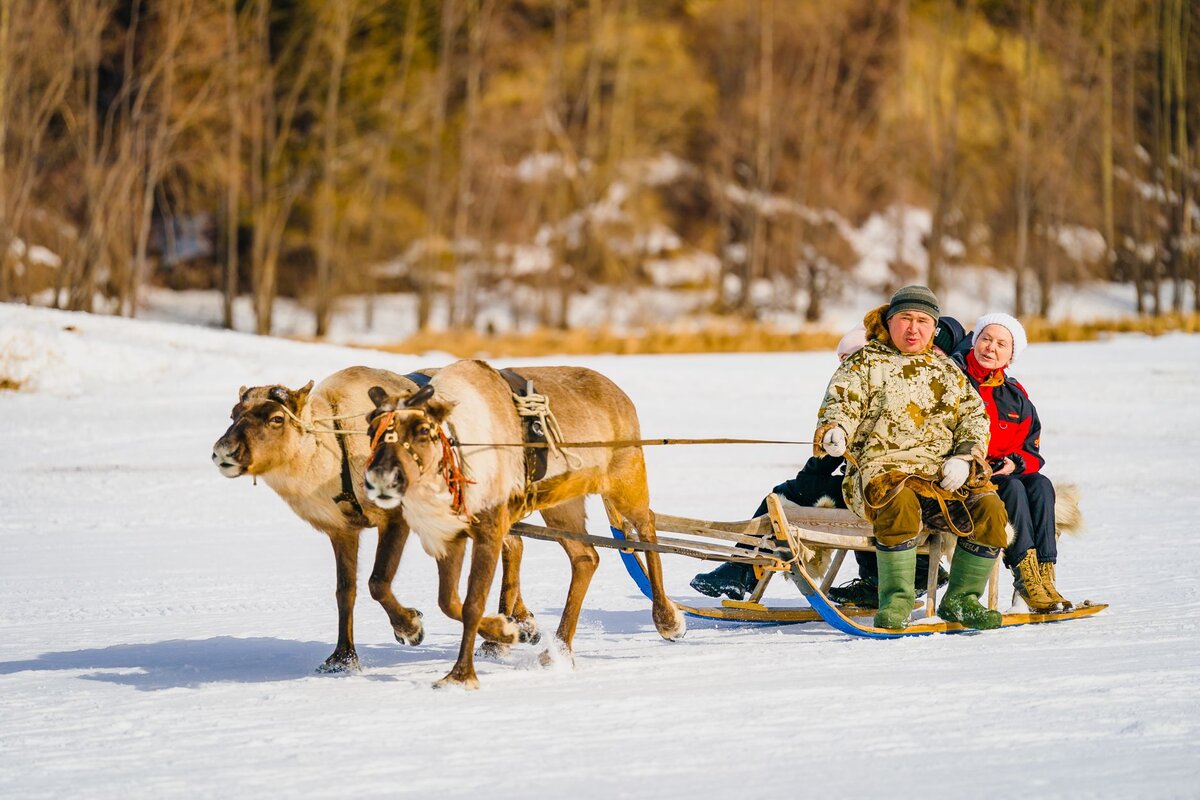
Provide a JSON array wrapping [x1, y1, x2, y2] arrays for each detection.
[[510, 493, 1106, 633]]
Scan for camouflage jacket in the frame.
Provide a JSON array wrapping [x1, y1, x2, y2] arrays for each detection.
[[815, 305, 991, 520]]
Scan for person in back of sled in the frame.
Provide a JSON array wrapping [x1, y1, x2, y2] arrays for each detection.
[[824, 314, 965, 607], [950, 313, 1070, 612], [815, 285, 1009, 630]]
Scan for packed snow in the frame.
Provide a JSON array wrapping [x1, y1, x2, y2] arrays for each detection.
[[1, 302, 1198, 798]]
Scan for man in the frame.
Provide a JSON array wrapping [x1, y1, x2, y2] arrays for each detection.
[[690, 325, 944, 603], [815, 286, 1008, 630], [825, 315, 964, 606]]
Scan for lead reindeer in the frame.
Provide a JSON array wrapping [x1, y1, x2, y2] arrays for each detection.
[[364, 359, 686, 689], [211, 366, 538, 673]]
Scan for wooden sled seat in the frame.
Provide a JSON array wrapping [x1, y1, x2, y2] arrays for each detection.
[[655, 496, 999, 618]]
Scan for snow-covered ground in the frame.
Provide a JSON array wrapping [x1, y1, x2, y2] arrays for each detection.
[[1, 302, 1198, 798]]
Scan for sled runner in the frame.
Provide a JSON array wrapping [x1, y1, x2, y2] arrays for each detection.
[[510, 493, 1106, 632]]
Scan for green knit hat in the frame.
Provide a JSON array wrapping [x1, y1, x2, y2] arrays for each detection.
[[886, 285, 941, 321]]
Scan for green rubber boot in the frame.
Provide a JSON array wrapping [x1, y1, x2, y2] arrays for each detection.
[[938, 548, 1003, 630], [873, 547, 917, 630]]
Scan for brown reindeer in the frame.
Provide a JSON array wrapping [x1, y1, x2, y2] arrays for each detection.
[[364, 359, 686, 689], [210, 366, 538, 673]]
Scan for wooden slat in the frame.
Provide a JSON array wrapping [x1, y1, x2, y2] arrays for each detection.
[[509, 522, 780, 565], [819, 549, 849, 593], [653, 512, 774, 537]]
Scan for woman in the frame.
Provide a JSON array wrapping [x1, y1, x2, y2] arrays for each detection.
[[952, 313, 1069, 611]]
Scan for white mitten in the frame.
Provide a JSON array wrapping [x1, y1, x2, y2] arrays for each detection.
[[939, 457, 970, 492], [822, 427, 847, 458]]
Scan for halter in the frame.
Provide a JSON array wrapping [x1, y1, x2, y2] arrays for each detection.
[[368, 407, 474, 517]]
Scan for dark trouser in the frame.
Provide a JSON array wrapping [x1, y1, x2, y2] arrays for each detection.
[[995, 472, 1057, 567], [751, 474, 846, 519]]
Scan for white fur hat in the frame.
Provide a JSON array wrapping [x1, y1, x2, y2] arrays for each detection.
[[973, 312, 1028, 364], [836, 325, 868, 360]]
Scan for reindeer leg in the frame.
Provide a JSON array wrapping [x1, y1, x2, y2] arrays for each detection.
[[435, 526, 505, 690], [540, 499, 597, 664], [367, 518, 424, 646], [606, 476, 686, 641], [319, 531, 362, 673], [498, 534, 539, 644], [436, 537, 467, 621], [438, 537, 520, 651]]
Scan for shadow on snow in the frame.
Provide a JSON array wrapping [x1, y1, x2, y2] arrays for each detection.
[[0, 636, 460, 690]]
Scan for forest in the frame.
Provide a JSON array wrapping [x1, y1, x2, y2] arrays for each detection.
[[0, 0, 1195, 336]]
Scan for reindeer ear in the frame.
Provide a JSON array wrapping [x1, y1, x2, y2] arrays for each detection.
[[424, 397, 457, 425], [293, 380, 314, 410], [368, 386, 391, 408], [404, 383, 436, 408]]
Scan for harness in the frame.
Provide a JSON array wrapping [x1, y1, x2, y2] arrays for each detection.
[[331, 410, 370, 527], [498, 369, 552, 485]]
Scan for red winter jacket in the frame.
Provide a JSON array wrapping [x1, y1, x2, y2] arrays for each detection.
[[954, 349, 1045, 475]]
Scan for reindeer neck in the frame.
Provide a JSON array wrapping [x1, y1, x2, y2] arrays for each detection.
[[260, 408, 351, 531]]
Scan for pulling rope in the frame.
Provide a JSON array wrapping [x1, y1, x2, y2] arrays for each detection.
[[453, 436, 815, 450], [282, 402, 812, 452], [278, 404, 368, 438]]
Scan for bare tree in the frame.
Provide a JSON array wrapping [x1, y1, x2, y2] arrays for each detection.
[[313, 1, 359, 337], [222, 0, 241, 329], [1012, 0, 1041, 318]]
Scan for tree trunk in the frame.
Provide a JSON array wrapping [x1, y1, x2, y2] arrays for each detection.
[[742, 0, 774, 317], [1013, 0, 1039, 317], [419, 0, 459, 331], [0, 0, 10, 300], [1101, 0, 1116, 277], [314, 4, 354, 337], [223, 0, 241, 330]]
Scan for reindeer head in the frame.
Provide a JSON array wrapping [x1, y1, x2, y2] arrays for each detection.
[[211, 381, 314, 477], [363, 383, 455, 510]]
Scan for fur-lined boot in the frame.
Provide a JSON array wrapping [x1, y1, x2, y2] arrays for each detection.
[[1038, 561, 1072, 610], [1012, 549, 1059, 611], [938, 548, 1003, 630]]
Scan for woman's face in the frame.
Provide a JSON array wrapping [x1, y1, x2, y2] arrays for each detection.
[[973, 324, 1014, 370]]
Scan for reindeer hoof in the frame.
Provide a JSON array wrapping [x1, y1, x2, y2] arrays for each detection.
[[316, 652, 361, 674], [395, 622, 425, 647], [515, 615, 540, 645], [477, 641, 511, 660], [433, 673, 480, 691], [654, 604, 687, 641], [537, 640, 574, 669], [394, 612, 425, 646], [506, 615, 538, 645]]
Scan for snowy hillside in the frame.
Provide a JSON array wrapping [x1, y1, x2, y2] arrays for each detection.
[[1, 302, 1198, 798]]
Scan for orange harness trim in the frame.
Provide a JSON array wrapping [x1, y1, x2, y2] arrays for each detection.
[[439, 427, 474, 517], [369, 410, 397, 459]]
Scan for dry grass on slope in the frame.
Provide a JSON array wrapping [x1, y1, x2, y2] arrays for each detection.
[[353, 314, 1200, 358]]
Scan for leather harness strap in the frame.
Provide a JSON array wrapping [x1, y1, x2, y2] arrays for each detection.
[[331, 407, 369, 526], [498, 368, 549, 484]]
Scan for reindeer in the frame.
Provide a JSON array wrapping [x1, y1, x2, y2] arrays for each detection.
[[364, 359, 686, 689], [210, 366, 538, 673]]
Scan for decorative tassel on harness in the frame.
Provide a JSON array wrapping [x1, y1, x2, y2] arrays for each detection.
[[439, 427, 474, 519]]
